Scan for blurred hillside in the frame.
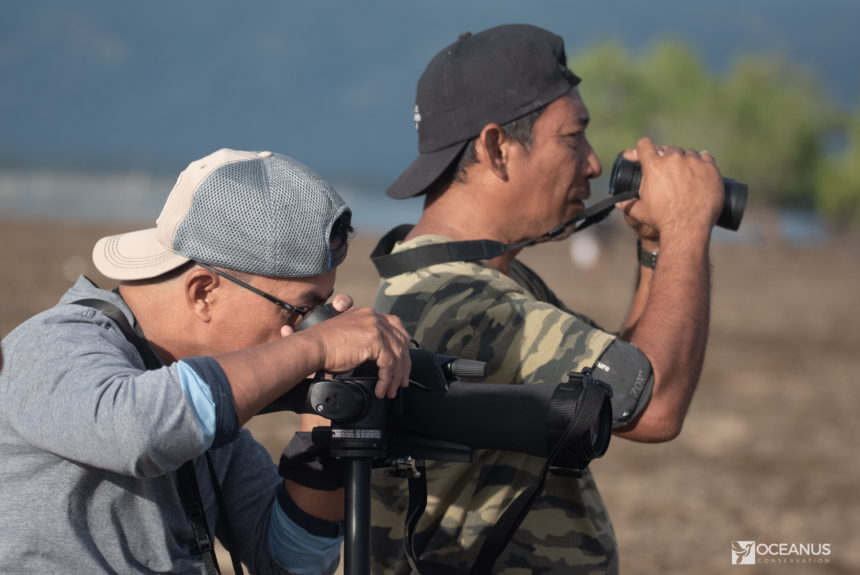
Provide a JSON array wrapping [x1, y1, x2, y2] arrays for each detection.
[[2, 0, 859, 182]]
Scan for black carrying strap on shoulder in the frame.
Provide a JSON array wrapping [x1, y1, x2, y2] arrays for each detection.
[[72, 298, 161, 368], [72, 297, 243, 575], [402, 370, 608, 575], [175, 461, 221, 575], [371, 191, 637, 278], [370, 224, 514, 280]]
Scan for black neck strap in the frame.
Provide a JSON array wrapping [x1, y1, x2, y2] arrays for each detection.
[[371, 192, 635, 278]]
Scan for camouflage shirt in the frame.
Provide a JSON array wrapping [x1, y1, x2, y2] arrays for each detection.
[[371, 234, 619, 575]]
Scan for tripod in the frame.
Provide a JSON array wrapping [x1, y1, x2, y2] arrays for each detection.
[[343, 458, 373, 575], [327, 424, 474, 575]]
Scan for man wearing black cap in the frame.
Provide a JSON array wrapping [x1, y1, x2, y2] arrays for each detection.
[[369, 24, 724, 573]]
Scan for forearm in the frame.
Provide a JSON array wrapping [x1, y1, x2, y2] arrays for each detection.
[[285, 481, 344, 522], [214, 333, 326, 426], [617, 231, 711, 441], [619, 253, 654, 340]]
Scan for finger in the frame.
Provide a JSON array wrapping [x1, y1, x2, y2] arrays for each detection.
[[636, 137, 660, 162], [619, 147, 639, 162], [615, 197, 638, 212], [374, 360, 394, 399], [374, 348, 404, 399], [331, 294, 353, 312], [700, 150, 715, 163], [280, 325, 295, 338], [659, 145, 685, 157], [377, 345, 409, 398], [384, 312, 411, 343], [371, 330, 395, 399], [378, 316, 412, 397], [615, 197, 646, 224], [395, 330, 412, 390]]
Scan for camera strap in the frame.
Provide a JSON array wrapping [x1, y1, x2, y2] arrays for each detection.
[[371, 191, 636, 278], [402, 370, 610, 575], [72, 295, 244, 575]]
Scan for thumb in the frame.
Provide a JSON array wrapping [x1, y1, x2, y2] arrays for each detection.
[[331, 294, 353, 313]]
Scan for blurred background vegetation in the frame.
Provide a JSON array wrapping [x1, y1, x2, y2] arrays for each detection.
[[571, 40, 860, 229], [3, 2, 858, 234]]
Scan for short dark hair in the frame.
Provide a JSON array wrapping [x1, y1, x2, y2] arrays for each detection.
[[451, 105, 546, 184]]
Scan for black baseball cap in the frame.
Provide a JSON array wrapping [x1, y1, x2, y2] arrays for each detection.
[[386, 24, 581, 200]]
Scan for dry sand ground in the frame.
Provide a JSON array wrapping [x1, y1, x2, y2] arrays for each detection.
[[1, 214, 857, 574]]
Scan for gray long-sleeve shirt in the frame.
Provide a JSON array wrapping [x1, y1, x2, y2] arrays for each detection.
[[0, 277, 340, 574]]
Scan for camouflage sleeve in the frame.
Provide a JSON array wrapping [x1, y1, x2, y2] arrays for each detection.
[[508, 258, 605, 330], [509, 259, 654, 425], [376, 263, 615, 388]]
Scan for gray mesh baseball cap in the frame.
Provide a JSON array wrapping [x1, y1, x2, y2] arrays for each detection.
[[93, 149, 350, 280]]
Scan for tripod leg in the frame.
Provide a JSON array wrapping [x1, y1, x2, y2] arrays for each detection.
[[344, 458, 372, 575]]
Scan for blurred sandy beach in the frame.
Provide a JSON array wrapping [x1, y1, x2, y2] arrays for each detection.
[[1, 215, 857, 574]]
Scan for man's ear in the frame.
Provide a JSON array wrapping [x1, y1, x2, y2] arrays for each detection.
[[475, 123, 508, 181], [184, 267, 218, 322]]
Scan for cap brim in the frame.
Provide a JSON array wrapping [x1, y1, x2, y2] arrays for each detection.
[[93, 228, 190, 281], [386, 141, 468, 199]]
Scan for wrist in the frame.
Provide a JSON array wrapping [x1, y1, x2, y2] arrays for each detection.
[[656, 226, 713, 258], [288, 331, 328, 376], [657, 218, 714, 246]]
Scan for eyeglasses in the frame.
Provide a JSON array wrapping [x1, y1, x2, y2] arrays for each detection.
[[195, 262, 311, 317]]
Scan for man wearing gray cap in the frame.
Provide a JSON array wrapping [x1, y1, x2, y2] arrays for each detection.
[[0, 149, 411, 574], [369, 24, 725, 573]]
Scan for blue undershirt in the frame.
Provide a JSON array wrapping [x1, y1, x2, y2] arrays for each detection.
[[177, 359, 343, 573]]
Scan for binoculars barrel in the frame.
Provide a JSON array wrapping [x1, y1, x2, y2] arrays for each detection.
[[609, 157, 748, 231]]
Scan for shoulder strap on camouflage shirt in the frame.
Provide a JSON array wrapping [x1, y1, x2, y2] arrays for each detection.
[[370, 192, 634, 278], [370, 224, 516, 278]]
